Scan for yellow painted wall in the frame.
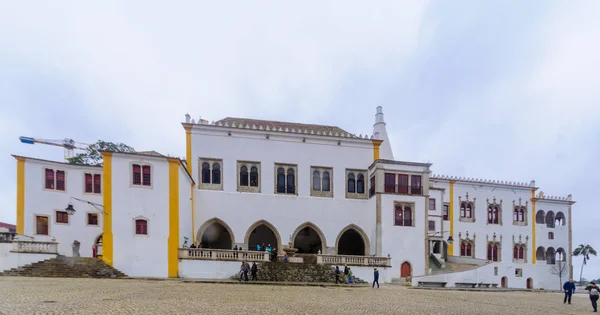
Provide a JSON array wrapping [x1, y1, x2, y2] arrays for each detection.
[[16, 157, 25, 234], [372, 140, 382, 161], [101, 152, 113, 266], [167, 159, 180, 278]]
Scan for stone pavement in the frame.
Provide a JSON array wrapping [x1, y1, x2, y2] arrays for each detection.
[[0, 277, 595, 314]]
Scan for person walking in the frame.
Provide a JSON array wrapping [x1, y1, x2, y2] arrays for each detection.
[[372, 268, 380, 288], [563, 279, 576, 304], [335, 266, 341, 284], [347, 268, 354, 286], [251, 262, 258, 281], [343, 264, 349, 283], [585, 281, 600, 312]]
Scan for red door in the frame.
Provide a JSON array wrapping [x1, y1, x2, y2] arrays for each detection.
[[527, 278, 533, 289], [501, 277, 507, 288], [401, 262, 411, 277]]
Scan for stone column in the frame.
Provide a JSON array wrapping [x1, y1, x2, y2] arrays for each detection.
[[376, 194, 382, 256], [568, 196, 573, 280]]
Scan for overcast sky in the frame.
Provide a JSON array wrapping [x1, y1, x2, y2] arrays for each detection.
[[1, 1, 599, 279]]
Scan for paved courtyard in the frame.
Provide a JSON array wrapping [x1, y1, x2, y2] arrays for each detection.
[[0, 277, 594, 314]]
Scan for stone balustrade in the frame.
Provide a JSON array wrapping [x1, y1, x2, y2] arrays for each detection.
[[0, 232, 16, 243], [11, 238, 58, 254], [179, 248, 270, 262], [316, 254, 392, 267]]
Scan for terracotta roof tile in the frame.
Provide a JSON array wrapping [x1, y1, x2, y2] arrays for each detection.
[[216, 117, 353, 135], [136, 151, 166, 157]]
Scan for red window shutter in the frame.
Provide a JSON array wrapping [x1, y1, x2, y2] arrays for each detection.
[[56, 171, 65, 191], [85, 174, 93, 193], [45, 169, 55, 189], [398, 174, 409, 194], [384, 173, 395, 192], [518, 247, 524, 259], [133, 165, 141, 185], [142, 166, 151, 186], [94, 174, 101, 193]]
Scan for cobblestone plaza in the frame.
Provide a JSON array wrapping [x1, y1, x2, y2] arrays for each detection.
[[0, 277, 592, 314]]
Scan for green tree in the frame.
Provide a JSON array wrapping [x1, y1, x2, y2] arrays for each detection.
[[67, 140, 135, 166], [573, 243, 597, 284]]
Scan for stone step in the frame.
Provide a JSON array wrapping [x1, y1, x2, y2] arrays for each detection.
[[0, 257, 127, 278]]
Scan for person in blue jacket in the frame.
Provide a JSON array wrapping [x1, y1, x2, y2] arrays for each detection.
[[563, 279, 576, 304], [372, 268, 380, 288]]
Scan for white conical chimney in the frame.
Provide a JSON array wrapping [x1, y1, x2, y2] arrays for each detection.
[[372, 106, 394, 160], [185, 113, 191, 123]]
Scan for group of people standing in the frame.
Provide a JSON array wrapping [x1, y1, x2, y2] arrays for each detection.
[[333, 264, 379, 288], [239, 261, 259, 281], [563, 279, 599, 312]]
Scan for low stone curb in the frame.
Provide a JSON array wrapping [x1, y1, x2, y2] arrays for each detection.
[[121, 277, 369, 288], [410, 287, 563, 293]]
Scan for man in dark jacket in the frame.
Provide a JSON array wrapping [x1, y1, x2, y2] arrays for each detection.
[[585, 281, 599, 312], [372, 268, 380, 288], [563, 279, 576, 304]]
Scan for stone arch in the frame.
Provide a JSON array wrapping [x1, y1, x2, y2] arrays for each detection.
[[244, 220, 282, 252], [545, 211, 555, 227], [335, 224, 370, 256], [536, 246, 546, 261], [501, 276, 508, 288], [535, 210, 545, 224], [291, 222, 327, 254], [526, 277, 533, 289], [546, 247, 556, 264], [555, 211, 566, 226], [400, 261, 412, 278], [196, 218, 235, 249], [556, 247, 567, 262]]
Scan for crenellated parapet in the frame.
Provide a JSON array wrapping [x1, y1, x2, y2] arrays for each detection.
[[431, 174, 534, 188]]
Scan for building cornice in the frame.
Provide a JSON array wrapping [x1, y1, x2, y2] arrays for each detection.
[[431, 174, 536, 190], [11, 155, 102, 169], [368, 159, 432, 170]]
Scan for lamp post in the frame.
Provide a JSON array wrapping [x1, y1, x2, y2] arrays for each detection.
[[65, 197, 105, 215]]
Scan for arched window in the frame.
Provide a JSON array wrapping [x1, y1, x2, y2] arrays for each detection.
[[250, 166, 259, 187], [460, 202, 466, 218], [201, 163, 211, 183], [286, 168, 295, 194], [514, 245, 525, 260], [466, 204, 472, 218], [312, 171, 321, 191], [357, 174, 365, 193], [536, 210, 545, 224], [276, 168, 285, 193], [460, 241, 473, 257], [347, 173, 356, 193], [513, 208, 519, 221], [513, 246, 518, 259], [488, 207, 494, 223], [466, 243, 472, 257], [240, 166, 249, 186], [461, 243, 466, 256], [519, 209, 525, 222], [493, 206, 499, 224], [487, 244, 499, 261], [212, 163, 221, 184], [518, 246, 524, 259], [322, 172, 330, 192]]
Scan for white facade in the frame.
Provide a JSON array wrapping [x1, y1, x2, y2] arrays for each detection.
[[10, 107, 574, 289]]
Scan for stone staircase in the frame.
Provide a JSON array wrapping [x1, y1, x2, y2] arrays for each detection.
[[0, 256, 127, 278], [230, 262, 367, 284]]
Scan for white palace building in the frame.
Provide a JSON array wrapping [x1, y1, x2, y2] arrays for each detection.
[[7, 107, 574, 289]]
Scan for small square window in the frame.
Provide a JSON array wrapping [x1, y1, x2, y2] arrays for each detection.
[[135, 219, 148, 235], [515, 268, 523, 277], [87, 213, 98, 226], [443, 204, 449, 221], [428, 220, 435, 231], [55, 211, 69, 224]]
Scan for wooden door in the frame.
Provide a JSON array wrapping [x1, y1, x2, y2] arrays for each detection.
[[400, 262, 411, 277], [526, 278, 533, 289], [501, 277, 507, 288]]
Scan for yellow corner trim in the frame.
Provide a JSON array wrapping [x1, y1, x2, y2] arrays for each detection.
[[448, 180, 455, 256], [101, 152, 113, 266], [168, 159, 180, 278], [16, 157, 25, 234], [372, 140, 382, 161]]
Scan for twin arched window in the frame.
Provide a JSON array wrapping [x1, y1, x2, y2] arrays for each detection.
[[347, 173, 365, 194], [513, 207, 526, 222], [460, 241, 473, 257], [460, 202, 473, 218], [240, 165, 259, 187], [201, 162, 221, 184], [487, 206, 499, 224], [312, 170, 331, 192], [487, 243, 499, 261], [513, 245, 525, 260], [276, 167, 295, 194]]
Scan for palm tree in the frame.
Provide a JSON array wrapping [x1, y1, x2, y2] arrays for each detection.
[[573, 244, 597, 284]]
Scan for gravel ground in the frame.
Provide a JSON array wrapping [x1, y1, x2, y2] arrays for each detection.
[[0, 277, 595, 314]]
